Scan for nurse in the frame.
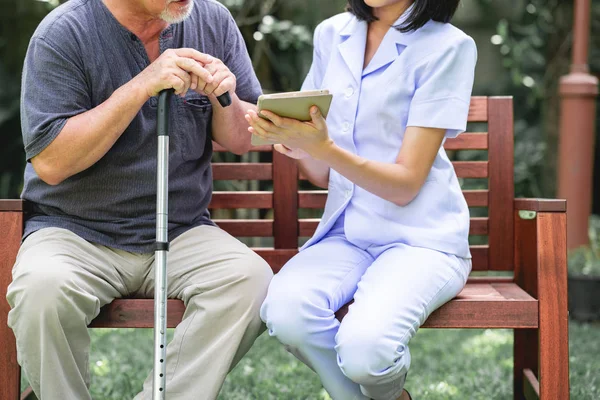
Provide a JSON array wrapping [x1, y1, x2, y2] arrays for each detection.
[[246, 1, 476, 399]]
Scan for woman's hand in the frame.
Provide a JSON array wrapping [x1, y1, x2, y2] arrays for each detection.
[[244, 106, 334, 159], [273, 144, 312, 160]]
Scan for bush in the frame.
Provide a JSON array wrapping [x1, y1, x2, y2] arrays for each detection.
[[568, 215, 600, 277]]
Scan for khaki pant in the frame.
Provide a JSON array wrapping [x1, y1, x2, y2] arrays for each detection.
[[6, 226, 273, 400]]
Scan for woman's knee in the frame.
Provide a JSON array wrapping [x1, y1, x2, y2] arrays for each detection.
[[335, 321, 411, 385], [260, 279, 329, 347]]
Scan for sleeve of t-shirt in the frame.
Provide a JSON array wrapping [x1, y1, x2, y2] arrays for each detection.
[[406, 35, 477, 138], [301, 22, 325, 91], [21, 36, 91, 161], [222, 13, 262, 104]]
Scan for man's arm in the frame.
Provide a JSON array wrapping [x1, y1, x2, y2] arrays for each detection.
[[210, 94, 256, 154], [203, 11, 262, 155], [30, 48, 214, 185]]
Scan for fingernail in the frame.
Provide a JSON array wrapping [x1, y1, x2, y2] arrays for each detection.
[[311, 107, 318, 114]]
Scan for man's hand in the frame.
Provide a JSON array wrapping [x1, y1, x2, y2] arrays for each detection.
[[135, 48, 215, 98], [195, 57, 237, 100]]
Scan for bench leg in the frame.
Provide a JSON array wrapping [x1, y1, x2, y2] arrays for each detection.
[[514, 329, 538, 400], [537, 213, 570, 399], [1, 211, 23, 400]]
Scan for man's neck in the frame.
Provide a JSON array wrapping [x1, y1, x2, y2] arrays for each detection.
[[102, 0, 168, 43]]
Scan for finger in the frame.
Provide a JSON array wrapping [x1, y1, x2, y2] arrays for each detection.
[[249, 120, 274, 140], [213, 75, 235, 97], [310, 106, 327, 131], [249, 111, 280, 133], [175, 58, 213, 85], [173, 48, 214, 65], [260, 110, 297, 130], [170, 68, 192, 96], [168, 75, 186, 96], [190, 74, 199, 91], [273, 144, 290, 155]]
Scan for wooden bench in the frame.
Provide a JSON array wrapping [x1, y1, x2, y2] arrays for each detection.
[[0, 96, 569, 399]]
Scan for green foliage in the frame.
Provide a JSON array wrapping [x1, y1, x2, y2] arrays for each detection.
[[479, 0, 600, 198], [20, 322, 600, 399], [568, 215, 600, 277]]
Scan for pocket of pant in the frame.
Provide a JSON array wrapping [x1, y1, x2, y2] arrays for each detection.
[[177, 93, 213, 161]]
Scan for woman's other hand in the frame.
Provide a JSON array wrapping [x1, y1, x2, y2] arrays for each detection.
[[245, 106, 333, 159], [274, 144, 312, 160]]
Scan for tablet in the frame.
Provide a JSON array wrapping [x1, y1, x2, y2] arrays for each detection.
[[251, 90, 333, 146]]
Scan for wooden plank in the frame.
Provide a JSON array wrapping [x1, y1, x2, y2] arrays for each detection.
[[0, 200, 24, 212], [335, 282, 538, 328], [444, 133, 489, 150], [514, 210, 540, 399], [209, 192, 272, 209], [488, 97, 514, 271], [470, 218, 488, 236], [514, 198, 566, 213], [0, 211, 23, 400], [492, 283, 537, 301], [537, 213, 570, 399], [453, 161, 488, 179], [523, 369, 540, 400], [464, 190, 489, 207], [252, 248, 298, 273], [273, 151, 299, 249], [299, 219, 320, 237], [90, 299, 185, 329], [467, 276, 513, 284], [468, 96, 488, 122], [299, 190, 327, 208], [423, 300, 538, 329], [212, 163, 272, 180], [470, 245, 490, 271], [299, 218, 488, 237], [92, 286, 538, 330], [212, 142, 271, 152], [213, 220, 273, 237]]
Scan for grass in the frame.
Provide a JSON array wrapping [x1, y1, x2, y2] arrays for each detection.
[[21, 321, 600, 399]]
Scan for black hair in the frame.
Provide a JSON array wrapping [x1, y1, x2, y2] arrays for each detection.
[[346, 0, 461, 32]]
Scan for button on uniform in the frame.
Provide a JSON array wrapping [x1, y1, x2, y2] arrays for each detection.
[[342, 122, 351, 132], [344, 87, 354, 98]]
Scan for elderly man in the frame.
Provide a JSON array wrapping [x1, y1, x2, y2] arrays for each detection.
[[6, 0, 272, 399]]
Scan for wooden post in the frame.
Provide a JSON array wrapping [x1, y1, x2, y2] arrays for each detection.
[[0, 207, 23, 400], [557, 0, 599, 249]]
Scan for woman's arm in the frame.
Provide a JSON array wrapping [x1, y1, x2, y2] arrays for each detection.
[[247, 107, 444, 206], [269, 145, 330, 189]]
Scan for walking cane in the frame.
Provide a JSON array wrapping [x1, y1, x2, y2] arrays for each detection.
[[154, 89, 232, 400]]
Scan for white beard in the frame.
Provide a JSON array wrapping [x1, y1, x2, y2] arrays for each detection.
[[159, 0, 194, 24]]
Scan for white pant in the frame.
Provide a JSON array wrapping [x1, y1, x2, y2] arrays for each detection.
[[260, 217, 471, 400], [7, 226, 273, 400]]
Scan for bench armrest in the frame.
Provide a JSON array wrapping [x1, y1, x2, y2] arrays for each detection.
[[0, 199, 26, 212], [514, 198, 566, 212]]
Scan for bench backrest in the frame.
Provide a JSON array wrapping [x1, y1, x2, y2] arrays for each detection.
[[209, 96, 515, 273]]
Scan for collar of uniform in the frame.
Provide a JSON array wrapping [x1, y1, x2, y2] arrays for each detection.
[[339, 4, 416, 82]]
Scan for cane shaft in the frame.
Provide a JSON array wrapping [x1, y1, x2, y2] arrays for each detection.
[[153, 89, 172, 400]]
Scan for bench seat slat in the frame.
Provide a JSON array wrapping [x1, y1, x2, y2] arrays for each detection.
[[90, 282, 537, 329]]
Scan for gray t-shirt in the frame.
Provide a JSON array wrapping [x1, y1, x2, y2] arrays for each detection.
[[20, 0, 262, 253]]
